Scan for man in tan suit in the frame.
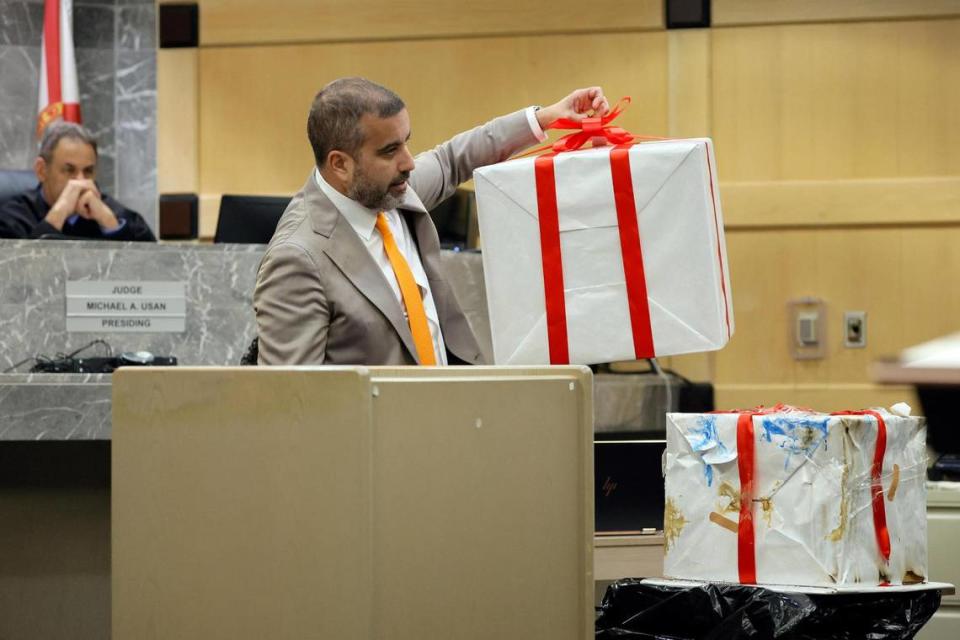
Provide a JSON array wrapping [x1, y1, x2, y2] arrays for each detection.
[[254, 77, 609, 365]]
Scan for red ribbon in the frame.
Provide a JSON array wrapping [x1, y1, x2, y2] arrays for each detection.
[[715, 405, 891, 584], [610, 145, 655, 358], [534, 152, 570, 364], [831, 410, 892, 564], [531, 99, 656, 363], [736, 411, 759, 584], [716, 405, 784, 584]]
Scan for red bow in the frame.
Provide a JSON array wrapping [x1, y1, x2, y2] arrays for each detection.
[[544, 97, 637, 152]]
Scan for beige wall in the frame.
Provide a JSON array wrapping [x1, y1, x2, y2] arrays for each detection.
[[158, 0, 960, 410]]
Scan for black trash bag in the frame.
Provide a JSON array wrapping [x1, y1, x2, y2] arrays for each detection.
[[595, 578, 941, 640]]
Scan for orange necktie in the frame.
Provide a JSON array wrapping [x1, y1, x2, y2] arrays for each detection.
[[375, 213, 437, 365]]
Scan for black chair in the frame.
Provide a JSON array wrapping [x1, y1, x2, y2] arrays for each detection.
[[0, 169, 38, 207], [428, 188, 476, 250], [213, 194, 291, 244], [240, 337, 258, 366]]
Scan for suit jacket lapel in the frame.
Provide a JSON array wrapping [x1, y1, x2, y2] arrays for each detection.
[[303, 175, 420, 362], [405, 206, 451, 317], [403, 203, 484, 364]]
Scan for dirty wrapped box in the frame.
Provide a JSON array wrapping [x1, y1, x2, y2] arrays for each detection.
[[663, 405, 927, 587]]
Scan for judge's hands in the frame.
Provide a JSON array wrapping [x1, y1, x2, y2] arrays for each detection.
[[536, 87, 610, 130], [45, 179, 120, 231]]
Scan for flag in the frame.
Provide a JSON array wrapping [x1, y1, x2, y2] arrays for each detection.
[[37, 0, 82, 137]]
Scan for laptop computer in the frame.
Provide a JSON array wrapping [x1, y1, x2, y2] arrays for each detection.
[[594, 439, 665, 534]]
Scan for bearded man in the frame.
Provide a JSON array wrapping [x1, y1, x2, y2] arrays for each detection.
[[253, 77, 608, 366]]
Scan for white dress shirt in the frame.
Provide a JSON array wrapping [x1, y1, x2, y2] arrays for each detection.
[[314, 107, 546, 364], [315, 169, 450, 364]]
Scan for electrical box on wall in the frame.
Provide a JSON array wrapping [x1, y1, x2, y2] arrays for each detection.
[[787, 297, 827, 360], [844, 311, 867, 348]]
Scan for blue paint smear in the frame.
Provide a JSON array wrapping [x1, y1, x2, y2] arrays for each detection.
[[688, 416, 727, 487], [760, 416, 830, 470], [689, 416, 729, 455]]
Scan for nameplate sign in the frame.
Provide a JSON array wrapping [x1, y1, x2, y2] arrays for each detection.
[[66, 281, 187, 333]]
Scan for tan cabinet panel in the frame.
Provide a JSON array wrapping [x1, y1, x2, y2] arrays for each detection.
[[113, 368, 376, 639], [928, 489, 960, 604], [594, 535, 664, 582], [369, 370, 594, 640], [113, 366, 594, 640], [918, 607, 960, 640], [195, 0, 663, 46], [921, 488, 960, 639]]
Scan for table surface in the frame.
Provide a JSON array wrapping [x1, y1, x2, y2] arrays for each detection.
[[873, 360, 960, 385], [640, 577, 956, 596]]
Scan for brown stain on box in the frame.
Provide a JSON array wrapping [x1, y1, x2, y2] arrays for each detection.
[[797, 425, 819, 449], [718, 482, 740, 514], [709, 511, 738, 534], [887, 464, 900, 501], [664, 497, 688, 552], [903, 570, 925, 584], [829, 435, 852, 543], [759, 497, 774, 526]]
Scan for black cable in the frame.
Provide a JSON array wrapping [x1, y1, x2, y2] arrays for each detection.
[[6, 340, 115, 374], [66, 339, 113, 358], [2, 357, 37, 373]]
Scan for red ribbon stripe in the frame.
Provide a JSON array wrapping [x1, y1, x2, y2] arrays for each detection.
[[534, 153, 570, 364], [610, 145, 655, 359], [831, 410, 892, 563]]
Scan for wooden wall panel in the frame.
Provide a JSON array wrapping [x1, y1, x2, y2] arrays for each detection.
[[714, 0, 960, 26], [721, 177, 960, 228], [714, 384, 919, 414], [196, 0, 663, 46], [667, 29, 711, 137], [711, 19, 960, 182], [157, 49, 199, 193], [198, 31, 669, 195], [712, 225, 960, 387], [900, 227, 960, 342]]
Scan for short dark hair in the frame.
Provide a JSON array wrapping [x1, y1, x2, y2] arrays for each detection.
[[38, 121, 98, 163], [306, 77, 405, 168]]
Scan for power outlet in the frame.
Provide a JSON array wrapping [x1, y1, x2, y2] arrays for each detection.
[[787, 297, 826, 360], [844, 311, 867, 348]]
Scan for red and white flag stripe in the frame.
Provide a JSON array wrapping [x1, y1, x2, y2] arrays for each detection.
[[37, 0, 82, 137]]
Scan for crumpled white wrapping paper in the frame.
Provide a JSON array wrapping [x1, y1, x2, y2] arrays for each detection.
[[663, 405, 927, 587]]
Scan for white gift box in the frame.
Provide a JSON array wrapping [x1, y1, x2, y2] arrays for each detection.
[[663, 406, 928, 588], [474, 138, 734, 365]]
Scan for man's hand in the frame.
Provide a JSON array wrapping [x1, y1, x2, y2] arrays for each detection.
[[536, 87, 610, 130], [76, 188, 120, 230], [44, 179, 91, 231], [44, 179, 119, 231]]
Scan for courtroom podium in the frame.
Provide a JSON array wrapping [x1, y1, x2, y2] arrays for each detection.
[[112, 366, 594, 639]]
